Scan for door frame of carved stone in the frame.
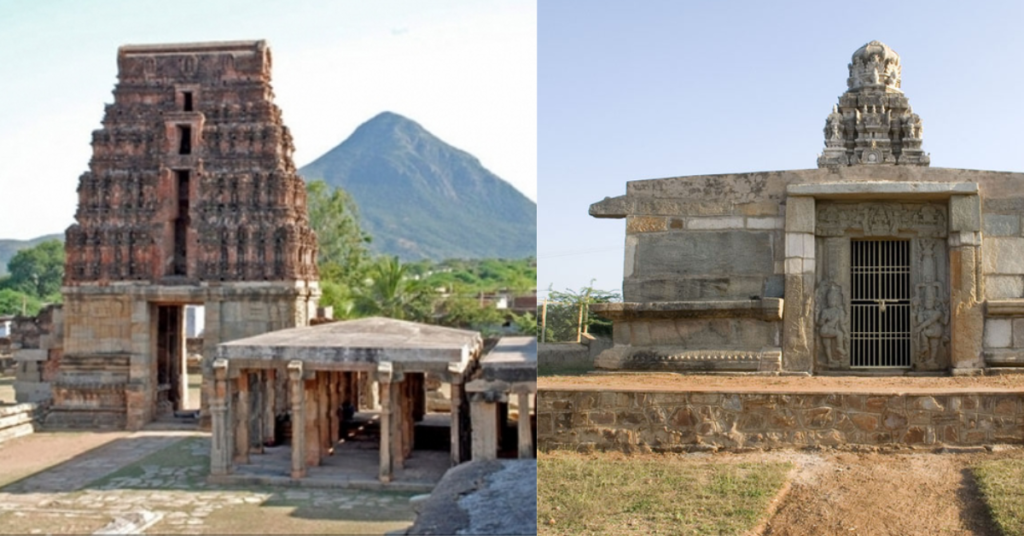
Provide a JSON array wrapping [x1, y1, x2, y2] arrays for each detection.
[[781, 182, 984, 374], [813, 202, 950, 372]]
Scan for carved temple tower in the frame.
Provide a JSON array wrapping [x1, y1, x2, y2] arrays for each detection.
[[53, 41, 319, 429]]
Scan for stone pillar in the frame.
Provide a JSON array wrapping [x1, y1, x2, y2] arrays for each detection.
[[392, 375, 406, 469], [360, 371, 380, 410], [317, 371, 330, 453], [449, 372, 464, 466], [949, 194, 985, 372], [264, 368, 276, 445], [304, 376, 320, 467], [210, 358, 231, 476], [328, 371, 340, 445], [378, 362, 393, 482], [411, 372, 426, 422], [782, 195, 816, 372], [288, 360, 306, 479], [234, 371, 250, 464], [470, 393, 498, 461], [517, 391, 533, 459]]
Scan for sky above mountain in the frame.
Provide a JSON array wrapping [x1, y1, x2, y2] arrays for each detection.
[[0, 0, 536, 240], [539, 0, 1024, 299]]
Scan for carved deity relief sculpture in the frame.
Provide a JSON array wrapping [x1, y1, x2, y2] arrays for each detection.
[[912, 240, 949, 367], [819, 41, 929, 168], [817, 282, 848, 367], [913, 285, 947, 367], [816, 203, 948, 239]]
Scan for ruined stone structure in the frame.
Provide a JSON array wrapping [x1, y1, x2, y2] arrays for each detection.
[[209, 318, 481, 485], [590, 41, 1022, 376], [49, 41, 319, 429]]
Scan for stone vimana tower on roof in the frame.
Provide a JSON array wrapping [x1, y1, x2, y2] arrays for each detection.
[[51, 41, 320, 429], [817, 40, 929, 167]]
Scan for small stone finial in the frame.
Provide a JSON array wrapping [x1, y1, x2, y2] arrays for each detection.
[[818, 41, 929, 168]]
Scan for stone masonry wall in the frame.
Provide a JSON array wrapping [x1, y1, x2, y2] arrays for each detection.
[[11, 305, 63, 404], [538, 389, 1024, 452]]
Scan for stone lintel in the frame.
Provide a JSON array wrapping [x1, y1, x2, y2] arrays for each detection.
[[787, 181, 978, 200], [12, 349, 47, 362], [589, 195, 631, 219], [62, 280, 318, 300], [987, 300, 1024, 316], [591, 299, 784, 321]]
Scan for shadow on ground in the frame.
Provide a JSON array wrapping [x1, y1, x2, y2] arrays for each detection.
[[0, 431, 421, 534]]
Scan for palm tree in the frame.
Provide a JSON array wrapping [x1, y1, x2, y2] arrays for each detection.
[[355, 256, 435, 321]]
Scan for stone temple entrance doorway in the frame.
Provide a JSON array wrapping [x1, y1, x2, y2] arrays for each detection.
[[813, 200, 951, 373], [850, 239, 911, 368], [155, 303, 200, 416]]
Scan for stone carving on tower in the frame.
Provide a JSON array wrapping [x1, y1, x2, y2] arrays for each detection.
[[64, 40, 318, 285], [817, 41, 930, 168]]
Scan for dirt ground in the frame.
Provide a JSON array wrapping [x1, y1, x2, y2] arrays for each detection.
[[0, 430, 129, 488], [757, 448, 1011, 536], [540, 373, 1024, 393]]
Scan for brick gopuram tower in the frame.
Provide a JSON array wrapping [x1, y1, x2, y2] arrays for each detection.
[[54, 41, 319, 429]]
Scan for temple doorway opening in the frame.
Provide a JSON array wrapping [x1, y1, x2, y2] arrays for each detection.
[[850, 239, 912, 368]]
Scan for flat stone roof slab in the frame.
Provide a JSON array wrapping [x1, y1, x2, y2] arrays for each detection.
[[217, 317, 481, 366], [788, 181, 978, 199], [480, 337, 537, 383]]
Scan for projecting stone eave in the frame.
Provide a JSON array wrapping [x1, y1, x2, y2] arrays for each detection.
[[216, 316, 483, 370], [118, 40, 267, 56]]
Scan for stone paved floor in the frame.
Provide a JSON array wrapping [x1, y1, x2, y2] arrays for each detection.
[[0, 431, 417, 534]]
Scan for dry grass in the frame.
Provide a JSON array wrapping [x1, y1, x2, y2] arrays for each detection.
[[538, 450, 791, 535], [974, 459, 1024, 536]]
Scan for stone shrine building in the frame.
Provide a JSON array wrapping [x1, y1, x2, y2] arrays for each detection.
[[49, 41, 319, 429], [590, 41, 1023, 376]]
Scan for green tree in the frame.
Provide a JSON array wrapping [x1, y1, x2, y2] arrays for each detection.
[[0, 288, 42, 316], [305, 179, 372, 291], [355, 256, 435, 321], [543, 281, 620, 342], [4, 240, 64, 300], [437, 292, 505, 330]]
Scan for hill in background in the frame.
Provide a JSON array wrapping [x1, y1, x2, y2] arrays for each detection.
[[299, 112, 536, 261], [0, 234, 63, 276]]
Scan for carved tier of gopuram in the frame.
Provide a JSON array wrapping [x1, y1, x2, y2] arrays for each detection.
[[47, 41, 319, 430], [208, 317, 482, 488], [590, 40, 1023, 376]]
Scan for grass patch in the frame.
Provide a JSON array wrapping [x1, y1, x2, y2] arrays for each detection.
[[974, 459, 1024, 536], [86, 437, 208, 490], [538, 451, 791, 535]]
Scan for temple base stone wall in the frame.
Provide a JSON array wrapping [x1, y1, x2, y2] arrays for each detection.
[[50, 282, 317, 430], [539, 389, 1024, 452]]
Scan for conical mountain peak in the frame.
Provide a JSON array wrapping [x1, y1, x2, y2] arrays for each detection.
[[299, 113, 535, 261]]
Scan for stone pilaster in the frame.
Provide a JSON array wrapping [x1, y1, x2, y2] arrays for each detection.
[[782, 195, 816, 372], [949, 194, 985, 372]]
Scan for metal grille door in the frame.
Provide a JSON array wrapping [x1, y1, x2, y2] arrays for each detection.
[[850, 240, 911, 367]]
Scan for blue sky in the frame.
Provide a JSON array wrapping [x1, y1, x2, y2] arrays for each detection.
[[538, 0, 1024, 299], [0, 0, 536, 240]]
